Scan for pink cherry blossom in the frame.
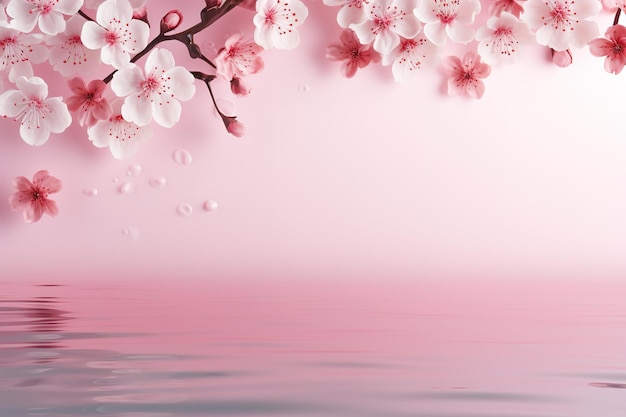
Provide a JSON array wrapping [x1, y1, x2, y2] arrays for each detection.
[[382, 35, 439, 82], [488, 0, 525, 18], [0, 26, 48, 82], [253, 0, 309, 50], [9, 170, 61, 223], [65, 78, 112, 127], [415, 0, 481, 46], [216, 33, 264, 81], [326, 28, 381, 78], [350, 0, 421, 55], [600, 0, 620, 13], [443, 52, 490, 99], [522, 0, 600, 51], [589, 25, 626, 75], [81, 0, 150, 69], [323, 0, 369, 29], [475, 12, 533, 65], [46, 15, 101, 77], [6, 0, 83, 35], [87, 99, 152, 159], [0, 76, 71, 146], [110, 48, 196, 128]]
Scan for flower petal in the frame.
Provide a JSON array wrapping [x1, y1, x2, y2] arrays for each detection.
[[33, 170, 62, 193]]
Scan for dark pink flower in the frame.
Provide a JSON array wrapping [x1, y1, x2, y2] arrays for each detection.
[[160, 10, 183, 33], [443, 52, 491, 99], [65, 78, 113, 128], [326, 29, 380, 78], [9, 170, 62, 223], [551, 48, 573, 67], [488, 0, 525, 18], [223, 116, 245, 137], [215, 33, 264, 81], [589, 25, 626, 74]]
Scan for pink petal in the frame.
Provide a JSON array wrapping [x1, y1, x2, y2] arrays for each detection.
[[12, 176, 34, 193], [604, 54, 626, 74], [33, 170, 62, 193], [589, 38, 613, 57], [342, 60, 359, 78], [68, 77, 87, 95], [153, 97, 182, 128], [23, 203, 43, 223], [9, 191, 31, 211]]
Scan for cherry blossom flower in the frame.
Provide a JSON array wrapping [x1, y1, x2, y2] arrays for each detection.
[[323, 0, 369, 29], [415, 0, 481, 46], [475, 12, 533, 65], [0, 25, 48, 82], [443, 52, 490, 99], [81, 0, 150, 69], [326, 28, 381, 78], [0, 76, 71, 146], [382, 35, 439, 82], [600, 0, 620, 13], [6, 0, 83, 35], [488, 0, 525, 18], [551, 48, 572, 66], [350, 0, 421, 56], [522, 0, 600, 51], [216, 33, 264, 81], [87, 99, 152, 159], [253, 0, 309, 50], [46, 15, 101, 77], [65, 78, 112, 127], [110, 48, 196, 128], [589, 25, 626, 74], [9, 170, 61, 223]]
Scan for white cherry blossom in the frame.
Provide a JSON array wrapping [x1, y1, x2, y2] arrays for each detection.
[[81, 0, 149, 69], [0, 25, 48, 82], [6, 0, 83, 35], [476, 12, 533, 65], [323, 0, 369, 28], [110, 48, 196, 128], [253, 0, 309, 50], [46, 15, 101, 76], [415, 0, 481, 45], [0, 76, 71, 146], [382, 35, 439, 82]]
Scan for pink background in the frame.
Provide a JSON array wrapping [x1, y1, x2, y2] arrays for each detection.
[[1, 1, 626, 280]]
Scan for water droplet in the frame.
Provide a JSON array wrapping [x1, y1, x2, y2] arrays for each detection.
[[149, 176, 167, 189], [83, 187, 98, 197], [203, 40, 216, 54], [176, 204, 193, 217], [112, 177, 119, 183], [172, 149, 192, 166], [127, 164, 142, 177], [121, 227, 139, 240], [203, 199, 218, 212], [298, 84, 310, 93], [214, 99, 236, 117], [118, 181, 135, 195]]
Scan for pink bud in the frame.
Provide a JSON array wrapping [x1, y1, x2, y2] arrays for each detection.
[[160, 10, 183, 33], [230, 76, 251, 96], [551, 49, 572, 68], [224, 117, 245, 137], [133, 6, 147, 19], [205, 0, 222, 8]]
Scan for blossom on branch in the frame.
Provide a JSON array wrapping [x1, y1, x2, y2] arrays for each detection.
[[6, 0, 83, 35], [216, 33, 264, 81], [253, 0, 309, 50], [589, 24, 626, 75]]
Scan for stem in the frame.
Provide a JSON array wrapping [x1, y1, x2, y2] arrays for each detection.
[[78, 9, 95, 22], [614, 8, 621, 26]]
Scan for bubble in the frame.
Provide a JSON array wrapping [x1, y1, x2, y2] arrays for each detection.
[[127, 164, 142, 177], [121, 227, 139, 240], [172, 149, 192, 166], [118, 181, 135, 195], [149, 176, 167, 189], [112, 178, 119, 183], [176, 204, 193, 217], [298, 84, 311, 93], [83, 187, 98, 197], [203, 200, 218, 211]]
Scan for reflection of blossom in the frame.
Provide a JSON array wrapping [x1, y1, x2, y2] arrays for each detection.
[[46, 15, 101, 77], [323, 0, 369, 28], [476, 12, 533, 65], [415, 0, 481, 45], [9, 170, 62, 223], [111, 48, 196, 128], [0, 76, 71, 145], [326, 28, 380, 78], [216, 33, 264, 81], [382, 35, 439, 82], [6, 0, 83, 35], [589, 25, 626, 74], [66, 78, 113, 127], [443, 52, 490, 99], [253, 0, 309, 50]]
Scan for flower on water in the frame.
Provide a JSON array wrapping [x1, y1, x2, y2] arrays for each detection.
[[443, 52, 490, 99], [382, 35, 439, 82], [0, 25, 48, 82], [216, 33, 264, 81], [350, 0, 421, 55], [326, 28, 381, 78], [589, 25, 626, 74], [323, 0, 369, 29], [9, 170, 61, 223], [6, 0, 83, 35], [81, 0, 150, 69], [522, 0, 600, 51], [0, 76, 71, 146], [46, 15, 101, 77], [110, 48, 196, 128], [551, 48, 572, 67], [253, 0, 308, 50], [66, 78, 112, 127], [475, 12, 533, 65], [488, 0, 525, 18], [88, 99, 152, 159], [415, 0, 481, 46]]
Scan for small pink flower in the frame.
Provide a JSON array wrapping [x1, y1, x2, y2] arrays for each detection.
[[160, 10, 183, 33], [326, 28, 380, 78], [65, 78, 113, 128], [589, 25, 626, 74], [215, 33, 264, 81], [443, 52, 491, 99], [488, 0, 525, 18], [551, 48, 572, 67], [9, 170, 61, 223]]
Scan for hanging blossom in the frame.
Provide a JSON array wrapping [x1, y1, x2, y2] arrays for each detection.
[[65, 78, 112, 127], [475, 12, 533, 65], [0, 24, 48, 82], [0, 76, 71, 146], [443, 52, 490, 99], [9, 170, 62, 223], [589, 25, 626, 75], [6, 0, 83, 35], [488, 0, 525, 18], [110, 48, 196, 128], [551, 48, 572, 66], [326, 28, 381, 78], [46, 15, 101, 77], [323, 0, 369, 29], [215, 33, 264, 82], [415, 0, 481, 46], [522, 0, 600, 51], [88, 99, 152, 159], [81, 0, 150, 69], [382, 35, 439, 82], [253, 0, 309, 50], [350, 0, 422, 56]]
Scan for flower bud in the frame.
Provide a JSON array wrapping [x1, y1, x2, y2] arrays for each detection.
[[160, 10, 183, 33], [551, 48, 572, 68], [223, 116, 245, 137], [133, 6, 149, 26], [230, 76, 251, 96], [205, 0, 222, 8]]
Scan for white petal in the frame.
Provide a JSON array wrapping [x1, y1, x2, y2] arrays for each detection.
[[571, 20, 599, 48], [17, 76, 48, 99], [165, 67, 196, 102], [415, 0, 439, 24], [455, 0, 481, 24], [111, 65, 144, 97], [373, 30, 399, 55], [97, 0, 132, 26], [423, 21, 448, 46], [38, 11, 65, 35], [7, 0, 39, 33], [350, 20, 376, 45], [393, 15, 421, 39], [122, 93, 153, 126], [337, 4, 366, 28], [153, 97, 181, 128], [271, 27, 301, 50], [447, 22, 475, 44], [20, 120, 51, 146], [81, 21, 107, 49], [88, 121, 113, 148], [56, 0, 84, 14], [145, 48, 175, 74], [43, 97, 72, 133], [0, 90, 27, 117]]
